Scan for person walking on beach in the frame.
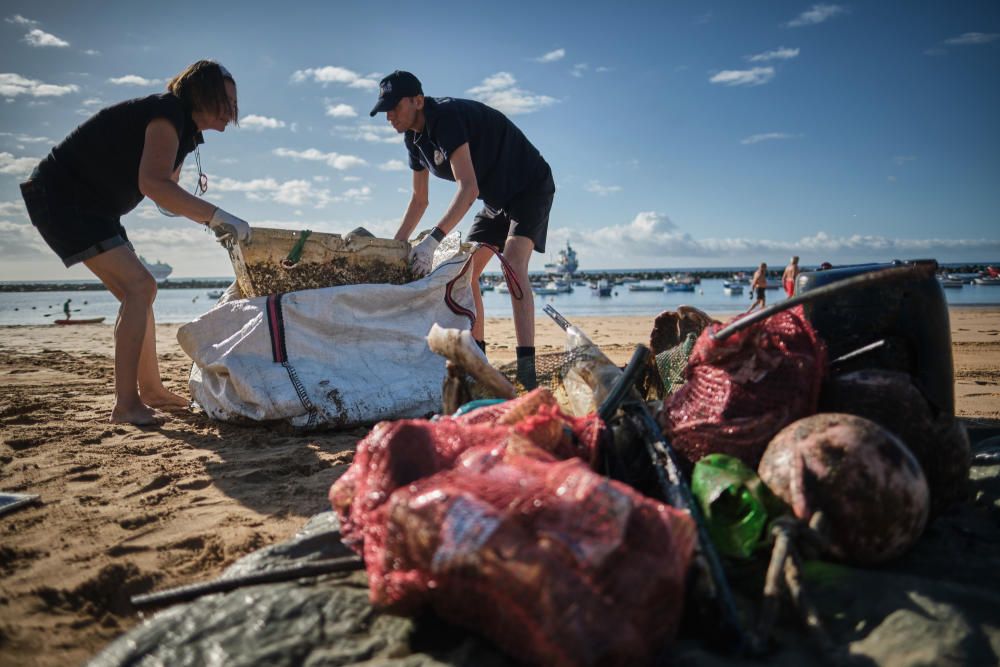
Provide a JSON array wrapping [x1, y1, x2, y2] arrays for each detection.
[[63, 298, 72, 320], [370, 71, 555, 388], [20, 60, 252, 425], [748, 262, 768, 312], [782, 256, 800, 297]]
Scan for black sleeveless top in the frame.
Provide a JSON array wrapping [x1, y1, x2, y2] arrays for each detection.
[[37, 93, 203, 218]]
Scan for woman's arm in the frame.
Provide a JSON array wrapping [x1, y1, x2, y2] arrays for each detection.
[[137, 118, 218, 224]]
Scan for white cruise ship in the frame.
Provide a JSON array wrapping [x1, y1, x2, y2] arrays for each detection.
[[140, 256, 173, 283]]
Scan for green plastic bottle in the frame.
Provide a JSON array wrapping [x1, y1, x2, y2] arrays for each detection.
[[691, 453, 778, 559]]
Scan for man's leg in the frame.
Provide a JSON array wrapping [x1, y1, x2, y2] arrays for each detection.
[[470, 246, 493, 345], [83, 246, 163, 425], [502, 236, 537, 389], [502, 236, 536, 347]]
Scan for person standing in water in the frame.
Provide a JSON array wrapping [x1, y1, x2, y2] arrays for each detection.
[[748, 262, 768, 312], [20, 60, 252, 425], [782, 256, 800, 297], [63, 298, 72, 320]]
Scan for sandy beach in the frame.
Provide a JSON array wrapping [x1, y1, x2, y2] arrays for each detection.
[[1, 308, 998, 666]]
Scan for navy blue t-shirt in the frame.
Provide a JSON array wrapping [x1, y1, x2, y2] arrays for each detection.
[[38, 93, 203, 218], [405, 97, 551, 209]]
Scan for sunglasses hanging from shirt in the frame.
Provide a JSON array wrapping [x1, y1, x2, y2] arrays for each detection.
[[156, 146, 208, 217]]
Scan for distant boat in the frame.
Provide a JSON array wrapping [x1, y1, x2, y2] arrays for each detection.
[[664, 275, 696, 292], [629, 283, 665, 292], [207, 289, 225, 299], [544, 241, 579, 276], [140, 256, 173, 283], [535, 280, 571, 295], [479, 280, 495, 292], [54, 317, 105, 325], [944, 273, 978, 283], [723, 284, 744, 295], [973, 277, 1000, 286], [729, 273, 751, 286], [591, 278, 612, 297], [496, 281, 510, 294]]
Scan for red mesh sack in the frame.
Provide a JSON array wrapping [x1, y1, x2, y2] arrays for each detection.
[[329, 388, 603, 555], [374, 441, 697, 667], [661, 306, 827, 467]]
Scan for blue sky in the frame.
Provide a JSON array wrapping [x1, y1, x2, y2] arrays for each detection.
[[1, 1, 998, 280]]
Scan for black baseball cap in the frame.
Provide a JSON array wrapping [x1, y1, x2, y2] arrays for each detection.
[[369, 70, 423, 116]]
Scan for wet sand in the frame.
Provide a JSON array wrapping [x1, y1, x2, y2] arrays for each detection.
[[0, 307, 997, 666]]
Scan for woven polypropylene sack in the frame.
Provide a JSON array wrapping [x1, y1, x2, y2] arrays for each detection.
[[662, 306, 827, 467]]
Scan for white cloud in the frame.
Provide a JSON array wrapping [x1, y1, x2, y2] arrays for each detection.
[[81, 97, 103, 106], [584, 180, 622, 196], [273, 147, 367, 170], [893, 155, 917, 166], [108, 75, 163, 86], [334, 123, 403, 144], [342, 175, 361, 182], [466, 72, 557, 115], [6, 14, 38, 25], [290, 66, 378, 90], [535, 48, 566, 63], [709, 67, 775, 86], [943, 32, 999, 46], [557, 214, 1000, 263], [379, 159, 407, 171], [23, 28, 69, 47], [747, 47, 800, 62], [0, 73, 79, 98], [595, 66, 613, 73], [0, 131, 51, 144], [571, 63, 589, 78], [741, 132, 797, 145], [341, 186, 372, 203], [0, 152, 38, 176], [213, 177, 282, 193], [240, 114, 286, 130], [325, 103, 357, 118], [785, 4, 845, 28], [82, 49, 100, 56], [0, 221, 49, 258], [0, 201, 27, 217]]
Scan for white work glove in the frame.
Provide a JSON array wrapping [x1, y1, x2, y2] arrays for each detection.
[[208, 208, 252, 244], [409, 234, 440, 277]]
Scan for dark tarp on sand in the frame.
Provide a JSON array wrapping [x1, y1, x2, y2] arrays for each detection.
[[88, 432, 1000, 667]]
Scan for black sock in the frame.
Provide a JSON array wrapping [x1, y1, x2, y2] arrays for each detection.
[[475, 339, 486, 353], [516, 347, 537, 390]]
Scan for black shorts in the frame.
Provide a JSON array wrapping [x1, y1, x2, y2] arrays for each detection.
[[467, 172, 555, 254], [20, 170, 132, 267], [756, 287, 766, 300]]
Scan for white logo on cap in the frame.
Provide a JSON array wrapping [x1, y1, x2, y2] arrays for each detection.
[[381, 81, 392, 94]]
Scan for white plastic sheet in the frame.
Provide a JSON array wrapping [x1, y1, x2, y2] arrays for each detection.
[[179, 247, 476, 428]]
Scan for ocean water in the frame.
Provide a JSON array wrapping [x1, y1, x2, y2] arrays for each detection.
[[1, 277, 998, 327]]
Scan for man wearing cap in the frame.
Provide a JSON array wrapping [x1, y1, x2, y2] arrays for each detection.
[[371, 70, 555, 389]]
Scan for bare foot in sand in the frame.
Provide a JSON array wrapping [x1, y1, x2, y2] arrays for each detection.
[[140, 388, 190, 410], [110, 404, 165, 426]]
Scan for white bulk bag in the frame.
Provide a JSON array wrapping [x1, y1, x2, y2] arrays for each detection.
[[178, 248, 476, 429]]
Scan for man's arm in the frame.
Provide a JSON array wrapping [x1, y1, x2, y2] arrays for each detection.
[[394, 169, 429, 241], [434, 142, 479, 234]]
